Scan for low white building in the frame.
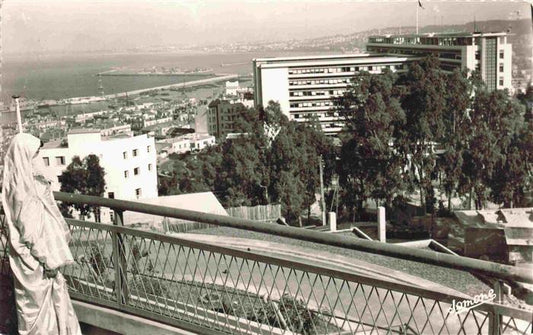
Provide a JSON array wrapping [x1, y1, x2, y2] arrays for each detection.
[[75, 110, 108, 123], [144, 116, 173, 128], [39, 130, 158, 222], [159, 133, 215, 155], [225, 81, 240, 96]]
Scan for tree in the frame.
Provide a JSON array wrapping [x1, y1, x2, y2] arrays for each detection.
[[335, 69, 405, 218], [397, 56, 447, 212], [460, 88, 526, 209], [60, 155, 106, 221], [215, 138, 266, 207], [486, 98, 530, 208], [516, 84, 533, 122], [213, 106, 272, 207], [438, 69, 473, 210], [268, 118, 334, 224]]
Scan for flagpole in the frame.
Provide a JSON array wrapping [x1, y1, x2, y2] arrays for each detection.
[[416, 0, 419, 34]]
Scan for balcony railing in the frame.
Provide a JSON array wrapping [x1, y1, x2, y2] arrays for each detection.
[[1, 192, 532, 334]]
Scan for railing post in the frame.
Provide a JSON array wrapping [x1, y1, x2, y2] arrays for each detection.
[[488, 280, 504, 335], [112, 209, 129, 305], [377, 206, 386, 242]]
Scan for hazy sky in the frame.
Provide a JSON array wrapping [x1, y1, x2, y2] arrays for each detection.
[[2, 0, 530, 54]]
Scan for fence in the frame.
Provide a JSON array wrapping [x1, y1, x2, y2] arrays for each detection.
[[227, 204, 281, 222], [1, 192, 532, 334]]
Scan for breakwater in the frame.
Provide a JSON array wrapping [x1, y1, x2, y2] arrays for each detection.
[[100, 74, 238, 99]]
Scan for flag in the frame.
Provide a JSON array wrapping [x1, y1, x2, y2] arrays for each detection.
[[418, 0, 424, 9]]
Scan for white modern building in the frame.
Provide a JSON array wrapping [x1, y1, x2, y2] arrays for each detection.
[[39, 130, 158, 222], [366, 32, 512, 92], [253, 54, 415, 135], [253, 32, 513, 135]]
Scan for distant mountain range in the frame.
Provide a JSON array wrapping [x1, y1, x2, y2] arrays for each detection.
[[292, 18, 531, 54]]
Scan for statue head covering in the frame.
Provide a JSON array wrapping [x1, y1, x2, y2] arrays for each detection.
[[2, 133, 73, 270]]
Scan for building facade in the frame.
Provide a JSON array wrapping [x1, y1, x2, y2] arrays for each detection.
[[207, 99, 247, 140], [253, 32, 512, 135], [366, 32, 512, 92], [253, 54, 415, 135], [39, 130, 158, 221]]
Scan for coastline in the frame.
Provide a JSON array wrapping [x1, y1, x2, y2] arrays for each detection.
[[94, 73, 238, 100], [38, 74, 239, 107]]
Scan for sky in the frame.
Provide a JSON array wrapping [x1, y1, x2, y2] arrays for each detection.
[[2, 0, 530, 54]]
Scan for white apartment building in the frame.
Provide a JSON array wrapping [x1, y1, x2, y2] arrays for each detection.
[[253, 54, 415, 135], [366, 32, 512, 92], [253, 32, 513, 135], [39, 130, 158, 222]]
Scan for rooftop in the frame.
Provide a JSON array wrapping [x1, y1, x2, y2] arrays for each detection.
[[68, 128, 102, 135], [41, 139, 64, 149], [254, 53, 379, 62], [257, 54, 418, 69], [369, 31, 508, 39]]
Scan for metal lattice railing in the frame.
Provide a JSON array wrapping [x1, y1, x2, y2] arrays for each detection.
[[1, 195, 532, 334]]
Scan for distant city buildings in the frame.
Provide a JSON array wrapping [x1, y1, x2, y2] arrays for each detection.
[[254, 32, 513, 135], [207, 99, 247, 140], [39, 130, 158, 222]]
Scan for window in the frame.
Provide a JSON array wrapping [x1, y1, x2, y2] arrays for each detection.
[[43, 157, 50, 166], [135, 188, 142, 199], [110, 211, 115, 222], [132, 149, 138, 157], [56, 156, 65, 165], [134, 167, 140, 175], [124, 170, 129, 178], [499, 63, 504, 72], [499, 50, 504, 59], [148, 163, 153, 171], [123, 151, 128, 159], [499, 77, 504, 86], [108, 192, 115, 199], [147, 145, 151, 153]]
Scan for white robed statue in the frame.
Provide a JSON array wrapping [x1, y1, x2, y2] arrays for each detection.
[[2, 133, 81, 335]]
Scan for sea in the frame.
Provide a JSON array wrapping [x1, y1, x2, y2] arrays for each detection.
[[2, 50, 328, 102]]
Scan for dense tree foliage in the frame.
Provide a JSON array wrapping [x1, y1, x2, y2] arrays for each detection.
[[335, 55, 531, 213], [159, 102, 335, 224], [335, 70, 405, 218], [60, 155, 106, 220], [438, 69, 473, 210], [396, 56, 448, 211]]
